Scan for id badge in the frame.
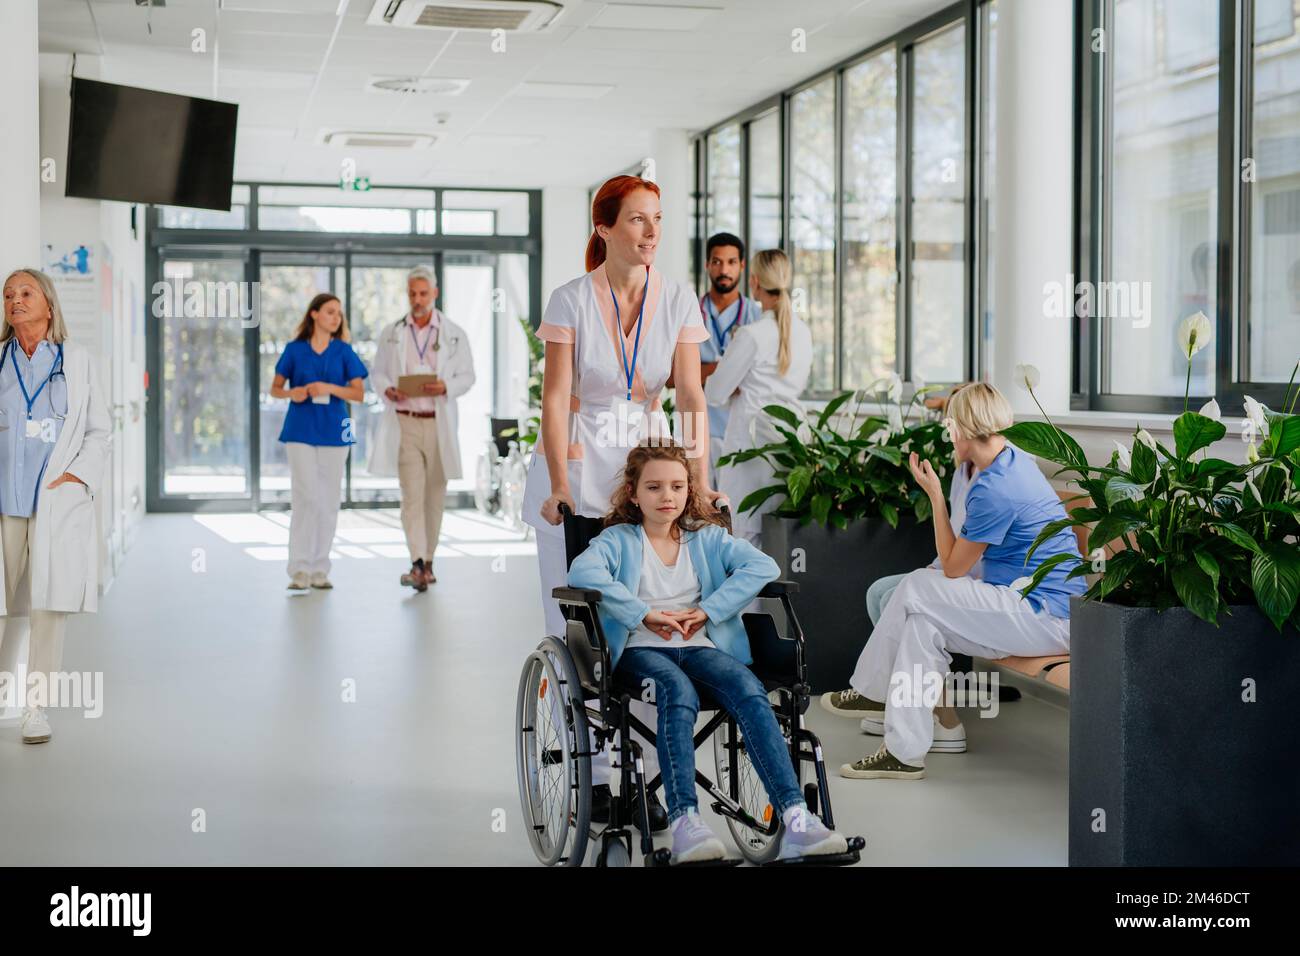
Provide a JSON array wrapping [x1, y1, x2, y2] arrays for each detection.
[[414, 363, 434, 375], [608, 396, 644, 445], [25, 418, 42, 438], [311, 394, 330, 405]]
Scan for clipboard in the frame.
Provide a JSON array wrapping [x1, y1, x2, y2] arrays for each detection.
[[397, 373, 439, 397]]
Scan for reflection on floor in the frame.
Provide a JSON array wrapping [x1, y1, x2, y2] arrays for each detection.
[[0, 509, 1067, 866]]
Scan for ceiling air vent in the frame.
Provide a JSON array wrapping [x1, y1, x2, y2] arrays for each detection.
[[366, 76, 470, 95], [366, 0, 563, 32], [320, 130, 437, 149]]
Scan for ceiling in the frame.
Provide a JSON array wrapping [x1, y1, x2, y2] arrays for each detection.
[[38, 0, 950, 189]]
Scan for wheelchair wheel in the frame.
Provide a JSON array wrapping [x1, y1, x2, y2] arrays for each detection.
[[712, 705, 803, 865], [516, 641, 592, 866]]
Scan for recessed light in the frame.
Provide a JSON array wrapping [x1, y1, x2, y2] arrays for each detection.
[[588, 3, 722, 31]]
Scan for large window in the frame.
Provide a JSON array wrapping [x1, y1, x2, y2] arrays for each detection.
[[691, 2, 995, 397], [1079, 0, 1299, 411], [791, 78, 839, 391], [842, 49, 898, 387]]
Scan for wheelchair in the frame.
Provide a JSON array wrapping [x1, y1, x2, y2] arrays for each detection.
[[473, 417, 528, 531], [515, 503, 865, 867]]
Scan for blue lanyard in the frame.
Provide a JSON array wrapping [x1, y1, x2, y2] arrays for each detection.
[[7, 340, 64, 420], [702, 295, 744, 352], [408, 319, 438, 363], [610, 267, 649, 401]]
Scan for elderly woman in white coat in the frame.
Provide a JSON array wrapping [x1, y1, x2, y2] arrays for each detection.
[[0, 269, 110, 744], [367, 266, 475, 591], [704, 249, 812, 547]]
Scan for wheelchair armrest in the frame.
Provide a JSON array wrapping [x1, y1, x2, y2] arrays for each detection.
[[553, 586, 602, 605], [758, 580, 799, 598]]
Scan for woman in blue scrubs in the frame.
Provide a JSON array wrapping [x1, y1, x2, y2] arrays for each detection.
[[270, 293, 368, 590]]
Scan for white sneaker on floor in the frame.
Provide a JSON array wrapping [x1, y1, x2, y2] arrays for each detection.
[[287, 572, 310, 590], [859, 713, 966, 753], [309, 572, 333, 589], [21, 707, 50, 744], [670, 810, 727, 864]]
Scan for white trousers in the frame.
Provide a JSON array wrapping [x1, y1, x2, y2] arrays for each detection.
[[286, 442, 349, 577], [537, 531, 660, 788], [0, 514, 68, 710], [849, 568, 1070, 767]]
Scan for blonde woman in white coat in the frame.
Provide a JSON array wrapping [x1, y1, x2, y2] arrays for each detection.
[[705, 249, 812, 547], [0, 269, 111, 744]]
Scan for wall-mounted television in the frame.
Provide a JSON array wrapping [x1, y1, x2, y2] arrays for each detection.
[[65, 77, 238, 211]]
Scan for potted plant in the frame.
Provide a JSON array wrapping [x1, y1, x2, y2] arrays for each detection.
[[1006, 314, 1300, 866], [717, 377, 954, 691]]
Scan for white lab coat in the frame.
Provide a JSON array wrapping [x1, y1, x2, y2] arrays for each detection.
[[367, 311, 476, 480], [704, 311, 813, 540], [0, 340, 111, 615]]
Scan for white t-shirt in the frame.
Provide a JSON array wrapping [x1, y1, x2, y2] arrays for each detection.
[[626, 527, 715, 650]]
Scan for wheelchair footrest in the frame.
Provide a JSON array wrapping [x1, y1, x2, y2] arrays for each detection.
[[758, 835, 866, 867], [643, 847, 743, 868]]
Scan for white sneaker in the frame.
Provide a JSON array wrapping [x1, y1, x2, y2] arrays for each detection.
[[287, 572, 310, 590], [21, 706, 51, 744], [777, 806, 849, 860], [859, 713, 967, 753], [309, 572, 333, 589], [670, 810, 727, 864]]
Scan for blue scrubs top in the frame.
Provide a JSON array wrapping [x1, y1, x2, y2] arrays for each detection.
[[275, 339, 369, 447], [959, 443, 1087, 618], [0, 340, 67, 517]]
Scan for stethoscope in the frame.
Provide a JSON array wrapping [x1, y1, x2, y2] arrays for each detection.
[[407, 314, 441, 357], [3, 338, 66, 430], [700, 293, 746, 352]]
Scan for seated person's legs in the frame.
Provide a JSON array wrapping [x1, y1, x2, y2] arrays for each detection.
[[865, 572, 909, 626]]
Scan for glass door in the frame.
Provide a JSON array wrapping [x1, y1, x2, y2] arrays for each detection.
[[157, 254, 252, 502]]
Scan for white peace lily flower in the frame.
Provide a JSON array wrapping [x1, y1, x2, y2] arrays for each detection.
[[1014, 363, 1041, 391], [1135, 429, 1157, 451], [1113, 440, 1132, 471], [887, 405, 904, 434], [1198, 398, 1221, 421], [1176, 311, 1212, 359], [867, 427, 890, 444], [1243, 395, 1269, 437], [1246, 441, 1259, 464], [885, 372, 903, 403]]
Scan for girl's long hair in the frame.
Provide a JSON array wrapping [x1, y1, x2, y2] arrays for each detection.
[[292, 293, 350, 343], [604, 443, 726, 540], [586, 176, 662, 273], [750, 249, 794, 376]]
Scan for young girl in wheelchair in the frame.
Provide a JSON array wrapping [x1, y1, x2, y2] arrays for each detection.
[[568, 442, 848, 863]]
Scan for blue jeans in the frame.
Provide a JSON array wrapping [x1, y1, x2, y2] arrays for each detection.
[[616, 646, 804, 824], [866, 573, 909, 626]]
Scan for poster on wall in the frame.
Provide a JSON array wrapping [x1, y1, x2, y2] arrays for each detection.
[[42, 241, 98, 342]]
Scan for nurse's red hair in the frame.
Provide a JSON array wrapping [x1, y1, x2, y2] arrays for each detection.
[[586, 175, 661, 273]]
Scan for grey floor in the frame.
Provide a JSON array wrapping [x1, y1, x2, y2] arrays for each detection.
[[0, 509, 1068, 866]]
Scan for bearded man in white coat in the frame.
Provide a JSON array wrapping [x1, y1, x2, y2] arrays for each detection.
[[368, 266, 475, 591]]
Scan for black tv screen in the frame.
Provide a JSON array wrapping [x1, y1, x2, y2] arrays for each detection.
[[65, 77, 238, 211]]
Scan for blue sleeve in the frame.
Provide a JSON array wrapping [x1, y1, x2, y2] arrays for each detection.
[[567, 528, 651, 631], [959, 481, 1015, 546], [274, 345, 296, 383], [698, 526, 779, 625], [343, 344, 369, 381]]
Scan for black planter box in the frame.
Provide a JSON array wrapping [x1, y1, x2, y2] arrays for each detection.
[[761, 513, 937, 694], [1070, 598, 1300, 866]]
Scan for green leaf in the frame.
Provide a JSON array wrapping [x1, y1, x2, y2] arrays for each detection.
[[1172, 562, 1220, 625], [1001, 422, 1086, 468], [1104, 475, 1146, 509], [913, 494, 933, 523], [1097, 550, 1141, 598], [763, 404, 801, 429], [1172, 412, 1227, 461], [1251, 544, 1300, 631], [1193, 550, 1221, 592], [810, 493, 832, 526], [1129, 438, 1158, 484], [735, 483, 788, 515], [787, 465, 812, 507], [1026, 516, 1080, 562], [1088, 513, 1145, 554], [1265, 413, 1300, 457], [816, 391, 855, 430], [1019, 552, 1080, 598], [864, 444, 902, 466], [880, 501, 899, 529]]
